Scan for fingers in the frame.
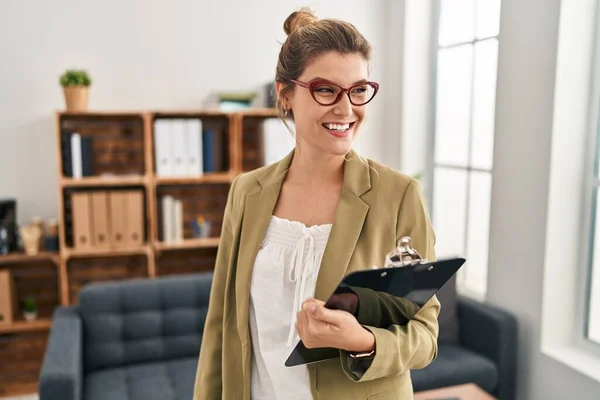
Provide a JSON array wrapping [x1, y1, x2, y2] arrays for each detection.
[[303, 298, 325, 307], [296, 308, 309, 337]]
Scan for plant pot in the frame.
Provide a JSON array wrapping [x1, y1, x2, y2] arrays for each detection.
[[23, 311, 37, 321], [63, 86, 89, 111]]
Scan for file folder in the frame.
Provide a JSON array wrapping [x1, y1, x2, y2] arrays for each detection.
[[285, 237, 466, 367]]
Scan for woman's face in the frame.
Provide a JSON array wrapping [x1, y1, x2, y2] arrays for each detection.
[[279, 51, 371, 158]]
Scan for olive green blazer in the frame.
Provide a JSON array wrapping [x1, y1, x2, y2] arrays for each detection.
[[193, 149, 440, 400]]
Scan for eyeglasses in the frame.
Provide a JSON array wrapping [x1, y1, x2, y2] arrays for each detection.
[[289, 79, 379, 106]]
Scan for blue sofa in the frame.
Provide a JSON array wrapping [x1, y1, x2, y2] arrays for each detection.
[[39, 272, 517, 400]]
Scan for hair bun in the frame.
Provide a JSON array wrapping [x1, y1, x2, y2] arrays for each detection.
[[283, 7, 318, 35]]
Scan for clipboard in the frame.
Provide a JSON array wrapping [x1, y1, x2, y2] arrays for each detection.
[[285, 236, 466, 367]]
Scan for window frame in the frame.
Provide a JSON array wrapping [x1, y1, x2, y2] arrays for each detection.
[[577, 0, 600, 353], [428, 0, 501, 300], [540, 0, 600, 383]]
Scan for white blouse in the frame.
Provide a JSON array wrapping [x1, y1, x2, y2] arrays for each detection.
[[249, 215, 333, 400]]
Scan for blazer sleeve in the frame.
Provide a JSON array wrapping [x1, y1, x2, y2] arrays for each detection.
[[340, 179, 441, 382], [193, 176, 239, 399]]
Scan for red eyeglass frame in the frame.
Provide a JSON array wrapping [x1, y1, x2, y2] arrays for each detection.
[[289, 79, 380, 106]]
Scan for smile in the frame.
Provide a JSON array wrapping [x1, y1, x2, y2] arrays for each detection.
[[322, 122, 356, 135]]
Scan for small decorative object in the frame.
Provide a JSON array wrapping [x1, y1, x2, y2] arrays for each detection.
[[60, 69, 92, 111], [216, 91, 257, 111], [23, 295, 37, 321], [191, 215, 212, 238], [19, 224, 42, 255], [30, 216, 45, 250]]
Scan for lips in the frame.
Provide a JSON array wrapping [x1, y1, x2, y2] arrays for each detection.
[[322, 121, 356, 138]]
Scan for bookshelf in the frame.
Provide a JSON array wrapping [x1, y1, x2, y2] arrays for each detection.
[[0, 107, 280, 398], [53, 107, 278, 305]]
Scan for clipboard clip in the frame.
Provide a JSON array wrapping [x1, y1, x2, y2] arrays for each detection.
[[384, 236, 428, 267]]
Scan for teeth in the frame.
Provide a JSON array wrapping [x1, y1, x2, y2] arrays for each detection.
[[324, 123, 350, 131]]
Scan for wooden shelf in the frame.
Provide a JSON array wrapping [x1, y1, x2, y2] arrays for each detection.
[[237, 108, 279, 117], [63, 245, 150, 259], [57, 109, 145, 117], [0, 252, 59, 266], [0, 319, 52, 334], [151, 109, 234, 117], [61, 175, 147, 187], [154, 172, 233, 185], [154, 238, 220, 251]]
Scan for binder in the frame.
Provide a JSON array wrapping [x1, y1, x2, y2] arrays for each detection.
[[125, 190, 144, 246], [285, 236, 466, 367], [172, 119, 187, 176], [91, 191, 110, 248], [186, 118, 203, 176], [154, 119, 172, 177], [109, 191, 128, 247], [71, 192, 93, 249]]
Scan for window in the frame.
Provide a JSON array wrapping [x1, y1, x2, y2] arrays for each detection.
[[540, 0, 600, 383], [586, 50, 600, 346], [430, 0, 502, 299]]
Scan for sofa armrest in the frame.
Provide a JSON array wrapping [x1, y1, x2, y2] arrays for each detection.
[[39, 306, 83, 400], [457, 296, 518, 400]]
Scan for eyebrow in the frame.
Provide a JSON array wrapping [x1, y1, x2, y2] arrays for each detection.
[[309, 77, 369, 85]]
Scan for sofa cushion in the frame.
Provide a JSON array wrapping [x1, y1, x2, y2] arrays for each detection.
[[411, 344, 498, 394], [84, 357, 197, 400], [78, 273, 212, 373]]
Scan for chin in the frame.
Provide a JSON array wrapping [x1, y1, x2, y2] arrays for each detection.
[[318, 140, 354, 157]]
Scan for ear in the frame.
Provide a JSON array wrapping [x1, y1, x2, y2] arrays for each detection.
[[275, 80, 291, 109]]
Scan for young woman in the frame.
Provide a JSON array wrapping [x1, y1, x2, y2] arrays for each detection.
[[194, 8, 440, 400]]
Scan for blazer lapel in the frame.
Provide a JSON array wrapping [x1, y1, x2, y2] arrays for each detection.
[[235, 150, 294, 341], [314, 150, 371, 301]]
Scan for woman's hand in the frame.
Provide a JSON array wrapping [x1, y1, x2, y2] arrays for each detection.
[[295, 298, 375, 352]]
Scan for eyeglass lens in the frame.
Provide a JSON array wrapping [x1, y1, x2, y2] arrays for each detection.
[[311, 83, 376, 105]]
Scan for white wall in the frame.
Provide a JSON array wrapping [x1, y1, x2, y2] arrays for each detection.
[[488, 0, 600, 399], [0, 0, 389, 225]]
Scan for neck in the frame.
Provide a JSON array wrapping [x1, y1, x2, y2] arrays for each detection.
[[286, 146, 346, 186]]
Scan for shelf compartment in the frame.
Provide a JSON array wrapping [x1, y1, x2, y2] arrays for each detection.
[[156, 183, 229, 243], [156, 247, 218, 276], [0, 261, 60, 325], [67, 254, 148, 304], [62, 187, 148, 249], [59, 114, 146, 179], [151, 114, 231, 177], [0, 331, 48, 397]]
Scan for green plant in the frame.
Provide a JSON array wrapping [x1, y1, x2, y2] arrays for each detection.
[[23, 296, 36, 313], [60, 69, 92, 87]]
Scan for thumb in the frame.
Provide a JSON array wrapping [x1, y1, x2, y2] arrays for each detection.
[[308, 303, 344, 325]]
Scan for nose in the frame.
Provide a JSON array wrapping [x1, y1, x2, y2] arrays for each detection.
[[333, 92, 353, 117]]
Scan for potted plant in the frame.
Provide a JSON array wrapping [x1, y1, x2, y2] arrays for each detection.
[[60, 69, 92, 111], [23, 295, 37, 321]]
